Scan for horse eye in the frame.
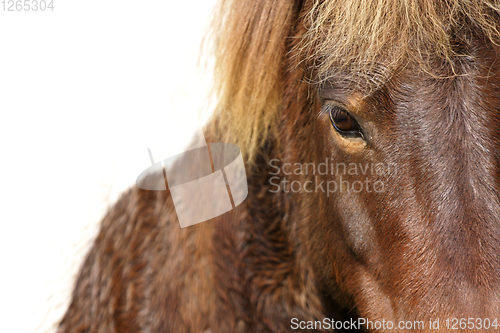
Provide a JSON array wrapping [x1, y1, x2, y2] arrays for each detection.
[[324, 104, 364, 139]]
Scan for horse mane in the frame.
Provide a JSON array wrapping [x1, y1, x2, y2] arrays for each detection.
[[207, 0, 500, 161]]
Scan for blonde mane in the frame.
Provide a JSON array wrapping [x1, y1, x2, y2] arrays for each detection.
[[208, 0, 500, 161]]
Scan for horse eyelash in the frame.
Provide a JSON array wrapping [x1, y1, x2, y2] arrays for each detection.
[[318, 102, 333, 118], [319, 102, 346, 119]]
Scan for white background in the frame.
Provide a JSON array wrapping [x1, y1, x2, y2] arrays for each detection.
[[0, 0, 218, 332]]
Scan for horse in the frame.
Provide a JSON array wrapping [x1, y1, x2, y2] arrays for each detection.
[[58, 0, 500, 332]]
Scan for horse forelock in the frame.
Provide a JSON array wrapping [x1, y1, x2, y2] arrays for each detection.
[[300, 0, 500, 87]]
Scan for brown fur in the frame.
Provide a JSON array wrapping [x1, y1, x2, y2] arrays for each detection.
[[59, 0, 500, 332]]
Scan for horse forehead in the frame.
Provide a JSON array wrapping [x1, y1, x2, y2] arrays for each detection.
[[388, 51, 500, 112], [319, 41, 500, 122]]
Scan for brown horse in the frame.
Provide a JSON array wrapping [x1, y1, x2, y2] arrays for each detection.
[[58, 0, 500, 332]]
